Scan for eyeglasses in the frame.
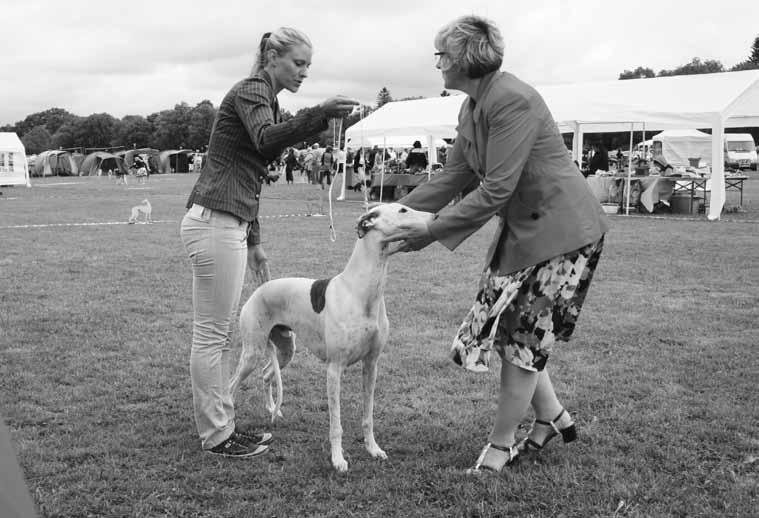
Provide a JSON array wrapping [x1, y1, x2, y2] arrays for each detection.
[[434, 51, 447, 64]]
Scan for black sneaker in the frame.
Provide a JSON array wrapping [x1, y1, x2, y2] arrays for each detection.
[[235, 427, 273, 446], [205, 433, 269, 458]]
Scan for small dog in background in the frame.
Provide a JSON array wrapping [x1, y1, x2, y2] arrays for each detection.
[[128, 199, 152, 224]]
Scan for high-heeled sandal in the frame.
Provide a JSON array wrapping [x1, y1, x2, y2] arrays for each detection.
[[517, 408, 577, 453], [465, 442, 519, 475]]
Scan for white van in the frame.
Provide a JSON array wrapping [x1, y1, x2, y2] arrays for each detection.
[[724, 133, 757, 170]]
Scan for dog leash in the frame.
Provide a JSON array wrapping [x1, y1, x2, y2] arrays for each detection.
[[326, 118, 343, 242]]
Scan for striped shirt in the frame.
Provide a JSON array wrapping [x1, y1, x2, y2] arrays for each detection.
[[186, 70, 328, 245]]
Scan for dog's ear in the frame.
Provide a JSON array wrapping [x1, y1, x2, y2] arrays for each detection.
[[356, 211, 376, 239]]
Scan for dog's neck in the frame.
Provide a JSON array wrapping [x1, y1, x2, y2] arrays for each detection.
[[339, 232, 389, 300]]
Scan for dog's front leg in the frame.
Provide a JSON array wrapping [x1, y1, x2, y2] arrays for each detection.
[[361, 356, 387, 461], [326, 362, 348, 471]]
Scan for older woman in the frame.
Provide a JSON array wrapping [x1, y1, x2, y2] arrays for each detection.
[[180, 27, 357, 458], [382, 15, 609, 473]]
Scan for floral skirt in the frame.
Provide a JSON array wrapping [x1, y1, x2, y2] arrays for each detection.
[[451, 236, 604, 373]]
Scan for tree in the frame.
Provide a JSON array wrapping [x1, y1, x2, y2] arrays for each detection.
[[50, 119, 82, 150], [14, 108, 76, 137], [619, 66, 655, 80], [21, 125, 52, 154], [440, 90, 450, 96], [186, 100, 216, 150], [74, 113, 118, 149], [749, 35, 759, 64], [151, 103, 192, 150], [730, 35, 759, 71], [657, 57, 724, 77], [376, 87, 393, 108], [111, 115, 153, 149]]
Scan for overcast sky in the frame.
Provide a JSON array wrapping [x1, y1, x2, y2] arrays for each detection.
[[2, 0, 758, 126]]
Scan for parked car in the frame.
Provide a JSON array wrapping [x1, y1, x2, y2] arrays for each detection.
[[724, 133, 757, 170]]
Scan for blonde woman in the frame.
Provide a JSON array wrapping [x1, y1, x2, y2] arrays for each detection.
[[180, 27, 357, 458]]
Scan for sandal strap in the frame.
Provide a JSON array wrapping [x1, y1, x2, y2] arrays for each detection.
[[534, 408, 569, 436], [488, 442, 518, 463], [471, 442, 517, 471]]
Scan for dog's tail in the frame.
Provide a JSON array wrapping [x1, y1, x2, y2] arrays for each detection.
[[264, 339, 284, 423]]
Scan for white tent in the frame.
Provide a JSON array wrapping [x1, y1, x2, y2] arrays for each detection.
[[343, 70, 759, 219], [652, 129, 713, 167], [0, 133, 31, 187], [344, 96, 463, 161]]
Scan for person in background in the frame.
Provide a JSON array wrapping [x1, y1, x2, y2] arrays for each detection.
[[133, 153, 149, 182], [308, 143, 321, 184], [319, 145, 336, 189], [405, 140, 429, 173], [284, 147, 298, 184], [180, 27, 357, 458], [379, 14, 609, 474], [588, 142, 609, 175], [352, 147, 368, 191], [615, 147, 624, 171]]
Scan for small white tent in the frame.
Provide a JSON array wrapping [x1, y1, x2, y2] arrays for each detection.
[[0, 133, 30, 187], [652, 129, 713, 167]]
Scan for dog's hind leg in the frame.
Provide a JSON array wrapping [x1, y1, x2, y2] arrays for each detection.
[[326, 362, 348, 471], [361, 354, 387, 461], [228, 323, 266, 403]]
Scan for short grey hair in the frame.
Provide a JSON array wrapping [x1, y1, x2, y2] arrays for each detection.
[[435, 15, 504, 78], [252, 27, 312, 74]]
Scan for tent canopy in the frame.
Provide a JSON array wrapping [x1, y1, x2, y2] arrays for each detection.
[[345, 70, 759, 138], [543, 70, 759, 133], [33, 150, 78, 177], [652, 129, 713, 167], [79, 152, 126, 176], [343, 70, 759, 219], [158, 149, 194, 173], [0, 132, 30, 187], [122, 148, 160, 171]]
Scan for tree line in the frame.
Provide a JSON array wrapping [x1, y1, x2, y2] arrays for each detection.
[[0, 101, 218, 156], [0, 85, 443, 156], [619, 36, 759, 79]]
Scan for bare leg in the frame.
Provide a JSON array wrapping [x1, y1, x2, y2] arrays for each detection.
[[361, 356, 387, 460], [326, 362, 347, 471], [526, 369, 574, 444], [479, 361, 537, 469]]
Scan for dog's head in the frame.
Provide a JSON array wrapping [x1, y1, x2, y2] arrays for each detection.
[[356, 203, 433, 239]]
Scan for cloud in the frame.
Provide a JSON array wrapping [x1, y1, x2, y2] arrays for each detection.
[[2, 0, 758, 125]]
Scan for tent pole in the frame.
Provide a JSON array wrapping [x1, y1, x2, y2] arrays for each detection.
[[571, 122, 582, 164], [379, 136, 386, 201], [642, 123, 646, 160], [708, 115, 726, 220], [626, 123, 634, 216]]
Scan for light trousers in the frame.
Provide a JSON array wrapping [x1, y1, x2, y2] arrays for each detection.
[[180, 203, 248, 449]]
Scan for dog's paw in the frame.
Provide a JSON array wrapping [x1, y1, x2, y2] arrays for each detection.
[[332, 456, 349, 472], [366, 444, 387, 460]]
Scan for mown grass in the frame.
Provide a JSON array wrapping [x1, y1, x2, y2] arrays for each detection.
[[1, 173, 758, 517]]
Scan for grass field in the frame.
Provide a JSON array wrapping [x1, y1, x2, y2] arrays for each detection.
[[1, 173, 758, 518]]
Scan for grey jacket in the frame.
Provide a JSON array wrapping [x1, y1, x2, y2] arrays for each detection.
[[399, 70, 609, 274]]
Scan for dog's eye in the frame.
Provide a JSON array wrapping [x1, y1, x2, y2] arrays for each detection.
[[398, 207, 407, 213]]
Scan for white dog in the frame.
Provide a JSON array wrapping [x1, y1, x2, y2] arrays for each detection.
[[128, 199, 152, 224], [229, 202, 433, 471]]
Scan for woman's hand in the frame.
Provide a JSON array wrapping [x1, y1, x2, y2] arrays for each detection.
[[381, 220, 435, 255], [320, 96, 360, 119], [247, 244, 271, 284]]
